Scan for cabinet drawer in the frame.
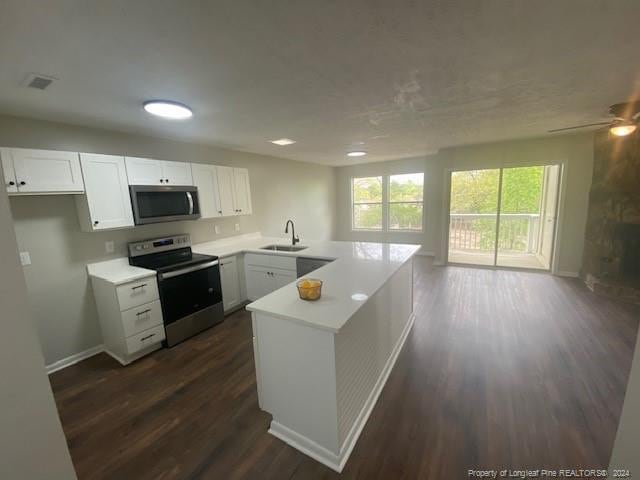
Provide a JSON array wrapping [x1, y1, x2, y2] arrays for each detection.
[[270, 255, 296, 271], [126, 324, 165, 355], [116, 277, 159, 311], [245, 253, 296, 271], [121, 300, 163, 337]]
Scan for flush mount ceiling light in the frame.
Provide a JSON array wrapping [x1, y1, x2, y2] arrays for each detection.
[[143, 100, 193, 119], [270, 138, 296, 146], [610, 120, 637, 137], [347, 151, 367, 157]]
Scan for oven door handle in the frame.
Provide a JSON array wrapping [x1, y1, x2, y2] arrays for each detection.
[[186, 191, 194, 215], [159, 260, 218, 280]]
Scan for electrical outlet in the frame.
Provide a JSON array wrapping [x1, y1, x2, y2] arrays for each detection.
[[105, 241, 115, 254], [214, 225, 221, 234], [234, 223, 240, 232], [19, 251, 31, 266]]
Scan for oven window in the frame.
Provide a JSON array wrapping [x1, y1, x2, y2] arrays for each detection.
[[159, 266, 222, 324], [135, 191, 191, 219]]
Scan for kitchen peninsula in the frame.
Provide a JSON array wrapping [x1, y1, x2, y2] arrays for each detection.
[[197, 235, 419, 472]]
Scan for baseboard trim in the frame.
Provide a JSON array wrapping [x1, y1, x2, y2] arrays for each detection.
[[46, 344, 104, 374], [556, 271, 579, 278], [268, 312, 416, 473]]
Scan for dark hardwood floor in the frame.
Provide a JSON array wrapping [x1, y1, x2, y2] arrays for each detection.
[[49, 258, 640, 479]]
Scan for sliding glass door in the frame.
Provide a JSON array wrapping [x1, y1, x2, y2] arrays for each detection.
[[448, 169, 500, 266], [448, 165, 560, 270]]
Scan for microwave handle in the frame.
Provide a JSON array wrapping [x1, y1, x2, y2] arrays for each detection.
[[186, 191, 194, 215]]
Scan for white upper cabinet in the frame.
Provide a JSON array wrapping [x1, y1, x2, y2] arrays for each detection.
[[161, 160, 193, 185], [216, 166, 237, 216], [125, 157, 193, 186], [232, 167, 252, 215], [191, 163, 222, 218], [124, 157, 163, 185], [2, 148, 84, 194], [1, 149, 17, 193], [76, 153, 134, 231]]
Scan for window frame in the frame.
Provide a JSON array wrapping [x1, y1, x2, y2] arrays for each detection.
[[350, 172, 425, 233], [387, 173, 425, 232], [351, 176, 384, 231]]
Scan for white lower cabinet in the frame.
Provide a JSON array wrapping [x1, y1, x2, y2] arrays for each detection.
[[245, 254, 297, 301], [220, 255, 242, 312], [90, 275, 165, 365]]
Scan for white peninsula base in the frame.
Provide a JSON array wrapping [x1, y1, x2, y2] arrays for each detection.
[[249, 258, 414, 472]]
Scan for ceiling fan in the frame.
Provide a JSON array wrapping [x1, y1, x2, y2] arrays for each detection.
[[548, 101, 639, 137]]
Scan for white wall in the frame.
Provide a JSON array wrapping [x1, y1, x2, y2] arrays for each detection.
[[0, 163, 76, 479], [335, 133, 594, 274], [608, 329, 640, 477], [0, 114, 336, 365]]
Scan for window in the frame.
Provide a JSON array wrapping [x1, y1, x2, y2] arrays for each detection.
[[388, 173, 424, 231], [352, 176, 383, 230], [351, 172, 424, 232]]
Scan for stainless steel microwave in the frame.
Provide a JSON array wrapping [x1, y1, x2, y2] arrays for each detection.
[[129, 185, 201, 225]]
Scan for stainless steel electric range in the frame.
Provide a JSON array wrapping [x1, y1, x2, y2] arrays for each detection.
[[128, 234, 224, 347]]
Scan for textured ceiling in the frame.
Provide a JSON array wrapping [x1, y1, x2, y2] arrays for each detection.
[[1, 1, 639, 165]]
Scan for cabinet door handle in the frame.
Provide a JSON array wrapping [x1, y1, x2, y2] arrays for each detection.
[[19, 181, 26, 186], [131, 283, 147, 290], [165, 178, 169, 183], [136, 309, 151, 316], [94, 220, 99, 226], [160, 179, 164, 183], [8, 181, 15, 186], [218, 210, 222, 214], [140, 333, 156, 342]]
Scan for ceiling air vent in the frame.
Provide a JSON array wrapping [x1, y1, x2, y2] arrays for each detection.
[[23, 73, 56, 90]]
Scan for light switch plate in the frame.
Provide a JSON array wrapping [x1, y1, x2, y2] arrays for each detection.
[[214, 225, 221, 234], [19, 251, 31, 266], [234, 223, 240, 232], [105, 241, 115, 254]]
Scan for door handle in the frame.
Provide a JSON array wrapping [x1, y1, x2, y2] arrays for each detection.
[[186, 191, 194, 215]]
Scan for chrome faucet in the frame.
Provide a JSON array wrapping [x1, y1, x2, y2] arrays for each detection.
[[285, 219, 299, 245]]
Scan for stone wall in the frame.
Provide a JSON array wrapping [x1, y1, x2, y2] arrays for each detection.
[[581, 130, 640, 303]]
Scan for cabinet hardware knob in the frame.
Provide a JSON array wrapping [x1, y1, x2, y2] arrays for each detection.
[[160, 179, 164, 183], [8, 181, 15, 186], [19, 181, 26, 186], [165, 178, 169, 183], [218, 210, 222, 214], [94, 220, 99, 225]]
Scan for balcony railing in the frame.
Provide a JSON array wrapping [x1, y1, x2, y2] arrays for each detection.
[[449, 213, 540, 253]]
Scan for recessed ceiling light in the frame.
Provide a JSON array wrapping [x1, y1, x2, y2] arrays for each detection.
[[347, 151, 367, 157], [270, 138, 296, 146], [143, 100, 193, 120]]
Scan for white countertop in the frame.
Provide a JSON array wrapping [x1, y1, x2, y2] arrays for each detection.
[[87, 232, 420, 332], [193, 233, 420, 333], [86, 257, 156, 285]]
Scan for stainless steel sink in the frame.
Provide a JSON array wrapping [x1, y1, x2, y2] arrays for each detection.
[[260, 244, 308, 252]]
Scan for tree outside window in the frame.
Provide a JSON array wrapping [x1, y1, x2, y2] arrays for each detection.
[[351, 173, 424, 231], [352, 176, 383, 230], [389, 173, 424, 231]]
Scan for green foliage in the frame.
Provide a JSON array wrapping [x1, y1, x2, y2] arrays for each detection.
[[352, 174, 424, 230], [450, 167, 543, 214]]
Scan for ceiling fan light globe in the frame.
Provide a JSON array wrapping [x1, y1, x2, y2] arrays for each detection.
[[610, 123, 637, 137]]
